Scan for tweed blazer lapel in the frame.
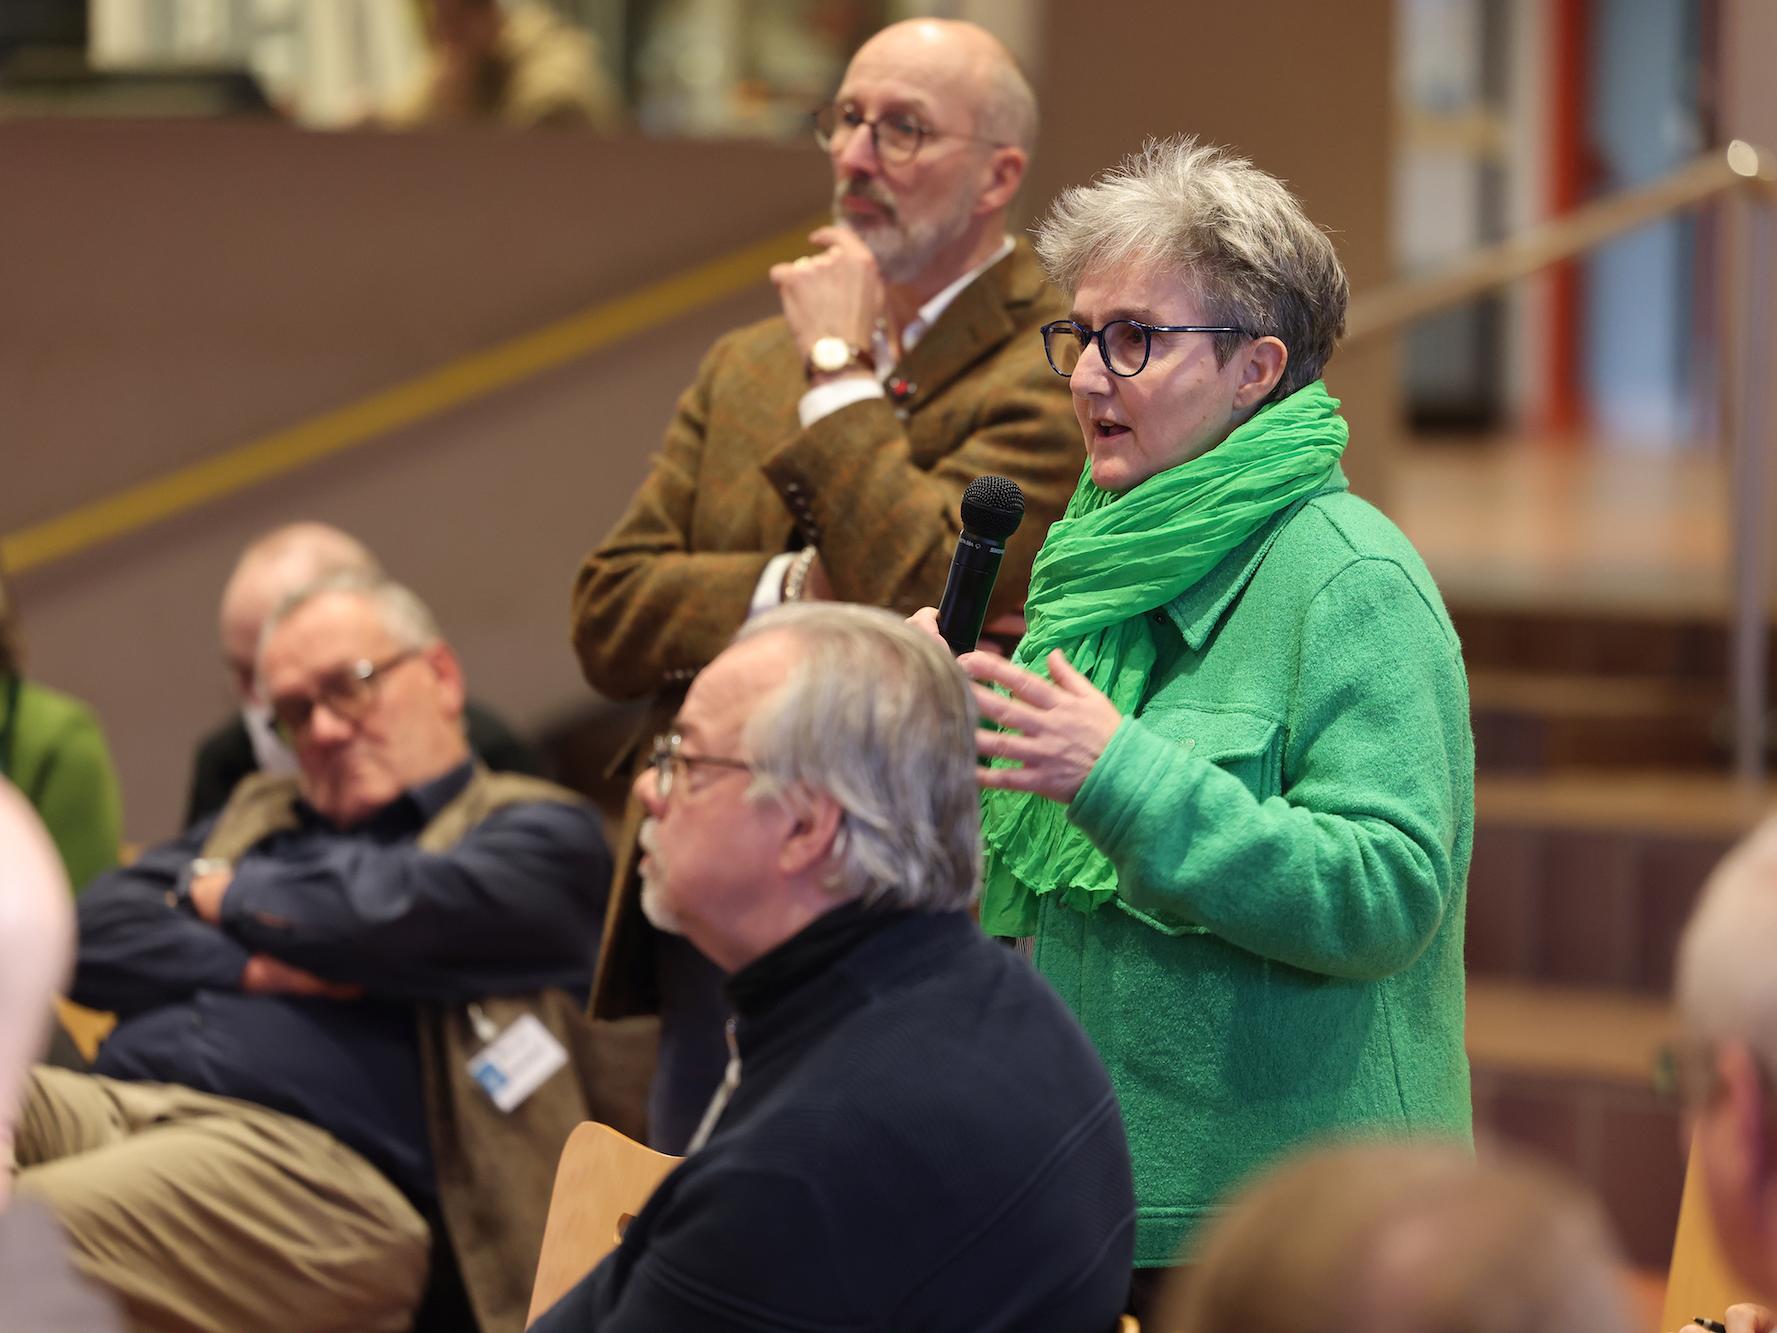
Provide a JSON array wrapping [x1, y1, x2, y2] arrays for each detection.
[[890, 242, 1046, 463]]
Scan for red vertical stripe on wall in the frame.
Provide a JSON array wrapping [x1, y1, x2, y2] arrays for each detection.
[[1544, 0, 1589, 437]]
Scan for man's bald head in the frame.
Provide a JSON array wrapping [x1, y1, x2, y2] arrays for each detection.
[[219, 523, 382, 703], [848, 19, 1037, 157], [0, 781, 73, 1203], [827, 18, 1037, 292]]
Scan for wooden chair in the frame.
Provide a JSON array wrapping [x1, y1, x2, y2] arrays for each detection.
[[1661, 1130, 1746, 1332], [526, 1122, 681, 1326]]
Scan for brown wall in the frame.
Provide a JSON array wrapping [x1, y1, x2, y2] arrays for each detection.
[[3, 123, 828, 840]]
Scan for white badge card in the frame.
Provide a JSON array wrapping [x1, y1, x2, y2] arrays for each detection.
[[466, 1013, 569, 1113]]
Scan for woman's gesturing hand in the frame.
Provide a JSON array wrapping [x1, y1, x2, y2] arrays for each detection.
[[961, 649, 1123, 805]]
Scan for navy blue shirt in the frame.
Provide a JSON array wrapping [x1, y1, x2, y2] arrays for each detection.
[[75, 761, 608, 1209]]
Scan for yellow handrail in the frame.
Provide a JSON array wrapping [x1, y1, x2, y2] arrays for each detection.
[[1346, 140, 1775, 345], [0, 215, 824, 576]]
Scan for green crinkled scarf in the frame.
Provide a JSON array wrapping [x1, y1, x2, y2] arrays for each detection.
[[978, 379, 1349, 937]]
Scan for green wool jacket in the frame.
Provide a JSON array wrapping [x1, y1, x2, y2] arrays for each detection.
[[1032, 468, 1475, 1267], [0, 676, 122, 893]]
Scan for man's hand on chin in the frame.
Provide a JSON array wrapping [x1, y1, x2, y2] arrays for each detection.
[[770, 226, 885, 363]]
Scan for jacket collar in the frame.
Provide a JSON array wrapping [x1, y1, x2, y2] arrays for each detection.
[[890, 239, 1045, 411], [1161, 463, 1349, 651]]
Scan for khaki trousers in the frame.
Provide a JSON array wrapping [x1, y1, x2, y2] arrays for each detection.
[[13, 1066, 430, 1333]]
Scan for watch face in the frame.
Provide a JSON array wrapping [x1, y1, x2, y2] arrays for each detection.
[[811, 336, 852, 373]]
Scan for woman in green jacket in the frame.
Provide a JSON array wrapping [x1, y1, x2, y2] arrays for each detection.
[[947, 138, 1474, 1306], [0, 566, 122, 893]]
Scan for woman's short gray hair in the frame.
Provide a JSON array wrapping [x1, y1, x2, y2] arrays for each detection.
[[259, 570, 443, 662], [1034, 135, 1349, 397], [734, 604, 980, 913]]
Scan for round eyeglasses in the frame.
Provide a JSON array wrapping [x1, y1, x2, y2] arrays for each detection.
[[1041, 318, 1251, 378], [812, 101, 1001, 166], [647, 732, 755, 801]]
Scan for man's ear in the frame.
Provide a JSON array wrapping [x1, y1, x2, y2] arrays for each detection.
[[976, 145, 1027, 217], [423, 642, 468, 719], [1231, 336, 1289, 412], [777, 790, 843, 880], [1720, 1042, 1774, 1187]]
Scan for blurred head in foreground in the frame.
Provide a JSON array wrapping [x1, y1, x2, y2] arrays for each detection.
[[0, 780, 74, 1206], [1164, 1140, 1633, 1333], [1676, 817, 1777, 1300]]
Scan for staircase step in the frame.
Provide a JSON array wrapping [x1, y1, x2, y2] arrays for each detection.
[[1470, 669, 1725, 772], [1467, 978, 1675, 1085], [1467, 980, 1684, 1269], [1451, 604, 1757, 684], [1467, 773, 1766, 993]]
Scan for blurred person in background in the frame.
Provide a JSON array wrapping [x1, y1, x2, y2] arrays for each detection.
[[0, 560, 122, 893], [1666, 819, 1777, 1333], [384, 0, 619, 131], [572, 14, 1082, 1153], [928, 136, 1474, 1317], [1162, 1141, 1634, 1333], [187, 520, 542, 828], [0, 780, 125, 1330], [18, 573, 629, 1333]]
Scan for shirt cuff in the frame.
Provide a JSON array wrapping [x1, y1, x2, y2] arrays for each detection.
[[798, 376, 884, 428], [750, 552, 799, 617]]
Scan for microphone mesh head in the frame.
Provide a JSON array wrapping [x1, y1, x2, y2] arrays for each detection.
[[960, 476, 1025, 541]]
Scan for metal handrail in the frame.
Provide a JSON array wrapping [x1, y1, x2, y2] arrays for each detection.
[[1344, 140, 1777, 783], [1346, 140, 1775, 343]]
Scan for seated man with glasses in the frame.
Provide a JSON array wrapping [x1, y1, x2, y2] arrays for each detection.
[[13, 571, 639, 1333], [570, 16, 1082, 1153], [533, 604, 1135, 1332]]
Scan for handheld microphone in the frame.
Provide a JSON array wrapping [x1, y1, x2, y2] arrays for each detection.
[[937, 476, 1025, 654]]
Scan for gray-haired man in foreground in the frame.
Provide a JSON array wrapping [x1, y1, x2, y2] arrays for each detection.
[[17, 573, 626, 1333], [535, 604, 1135, 1332]]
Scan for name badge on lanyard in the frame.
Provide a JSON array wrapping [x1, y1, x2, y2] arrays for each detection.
[[465, 1004, 568, 1114]]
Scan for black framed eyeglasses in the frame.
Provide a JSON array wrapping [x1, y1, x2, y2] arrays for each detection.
[[811, 101, 999, 166], [1041, 318, 1250, 378], [267, 648, 422, 744], [648, 732, 755, 801]]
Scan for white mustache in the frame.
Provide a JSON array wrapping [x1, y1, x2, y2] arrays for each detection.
[[834, 179, 897, 222]]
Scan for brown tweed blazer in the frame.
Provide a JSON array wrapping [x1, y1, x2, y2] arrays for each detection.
[[571, 238, 1082, 1018]]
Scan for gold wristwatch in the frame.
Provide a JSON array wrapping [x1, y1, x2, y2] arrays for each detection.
[[805, 335, 876, 380]]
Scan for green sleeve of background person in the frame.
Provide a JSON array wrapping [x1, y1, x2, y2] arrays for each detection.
[[2, 676, 124, 893]]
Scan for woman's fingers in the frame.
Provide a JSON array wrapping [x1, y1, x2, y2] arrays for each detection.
[[961, 650, 1064, 709]]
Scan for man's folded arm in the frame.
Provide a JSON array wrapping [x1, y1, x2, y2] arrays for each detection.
[[220, 800, 608, 1002], [71, 831, 254, 1015]]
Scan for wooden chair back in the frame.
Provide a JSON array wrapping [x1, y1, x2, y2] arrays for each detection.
[[526, 1122, 681, 1326], [1662, 1130, 1747, 1332]]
